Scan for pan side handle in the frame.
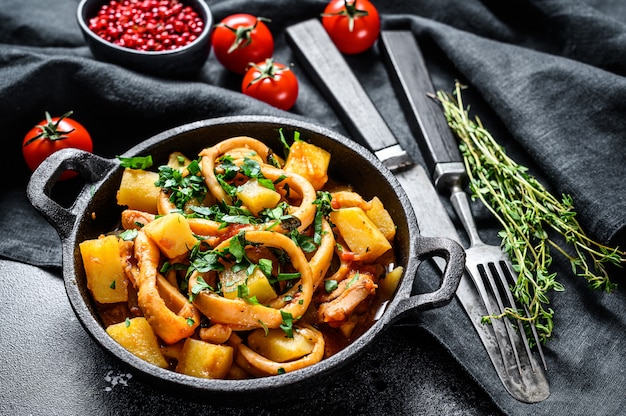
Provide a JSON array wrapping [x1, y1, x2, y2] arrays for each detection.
[[26, 148, 118, 241], [394, 236, 465, 316]]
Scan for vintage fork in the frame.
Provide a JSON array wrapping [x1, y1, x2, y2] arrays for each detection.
[[379, 30, 549, 385], [450, 179, 547, 373]]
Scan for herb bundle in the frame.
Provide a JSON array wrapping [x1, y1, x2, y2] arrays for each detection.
[[435, 81, 625, 343]]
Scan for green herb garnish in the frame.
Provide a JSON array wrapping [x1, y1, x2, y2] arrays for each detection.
[[435, 81, 625, 344], [279, 310, 294, 338], [324, 279, 338, 293], [118, 228, 138, 241], [117, 155, 153, 169], [155, 159, 207, 210]]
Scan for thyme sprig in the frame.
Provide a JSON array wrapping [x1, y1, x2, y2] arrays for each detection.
[[434, 81, 625, 343]]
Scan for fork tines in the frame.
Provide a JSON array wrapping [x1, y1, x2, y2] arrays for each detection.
[[476, 260, 548, 373]]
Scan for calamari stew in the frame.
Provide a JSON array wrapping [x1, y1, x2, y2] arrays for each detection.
[[79, 132, 403, 379]]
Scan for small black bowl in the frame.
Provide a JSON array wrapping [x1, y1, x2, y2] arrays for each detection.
[[77, 0, 213, 78]]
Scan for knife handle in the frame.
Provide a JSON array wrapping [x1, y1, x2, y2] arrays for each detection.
[[379, 31, 465, 189], [286, 19, 403, 159]]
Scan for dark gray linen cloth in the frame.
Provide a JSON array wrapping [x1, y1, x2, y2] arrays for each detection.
[[1, 0, 625, 414]]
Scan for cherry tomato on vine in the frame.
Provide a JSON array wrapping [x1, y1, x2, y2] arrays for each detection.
[[321, 0, 380, 54], [241, 59, 299, 111], [22, 111, 93, 181], [211, 14, 274, 74]]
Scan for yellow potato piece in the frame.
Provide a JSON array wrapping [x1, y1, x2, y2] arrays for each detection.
[[220, 267, 277, 304], [226, 362, 252, 380], [167, 151, 193, 171], [247, 328, 314, 363], [142, 213, 198, 258], [116, 168, 160, 214], [330, 207, 392, 262], [366, 196, 396, 241], [79, 235, 129, 304], [236, 178, 282, 216], [378, 266, 404, 297], [175, 338, 233, 379], [106, 317, 168, 369], [284, 140, 330, 190]]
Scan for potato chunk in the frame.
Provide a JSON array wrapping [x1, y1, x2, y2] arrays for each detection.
[[220, 266, 277, 304], [284, 140, 330, 190], [167, 151, 193, 171], [366, 196, 396, 241], [106, 317, 169, 368], [247, 328, 314, 362], [175, 338, 233, 379], [330, 207, 392, 262], [116, 168, 160, 214], [236, 178, 282, 216], [142, 213, 197, 258], [79, 235, 129, 303], [378, 266, 404, 297]]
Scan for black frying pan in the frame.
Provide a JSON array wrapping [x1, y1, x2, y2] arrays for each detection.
[[27, 115, 464, 402]]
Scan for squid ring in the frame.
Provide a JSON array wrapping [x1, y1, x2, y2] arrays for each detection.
[[157, 189, 177, 215], [133, 230, 200, 344], [259, 164, 317, 233], [121, 209, 155, 230], [236, 324, 325, 376], [270, 219, 334, 311], [190, 230, 313, 330], [308, 219, 335, 291], [200, 136, 274, 204]]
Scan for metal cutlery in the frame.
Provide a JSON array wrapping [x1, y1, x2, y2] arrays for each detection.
[[379, 30, 549, 399], [285, 19, 549, 402]]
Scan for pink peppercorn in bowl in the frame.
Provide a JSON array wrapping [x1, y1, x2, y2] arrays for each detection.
[[77, 0, 213, 78]]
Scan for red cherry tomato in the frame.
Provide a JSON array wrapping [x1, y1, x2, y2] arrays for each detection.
[[211, 14, 274, 74], [321, 0, 380, 54], [22, 111, 93, 181], [241, 59, 298, 111]]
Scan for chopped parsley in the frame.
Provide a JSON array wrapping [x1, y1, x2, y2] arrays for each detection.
[[118, 228, 138, 241], [155, 158, 207, 210], [237, 284, 260, 305], [279, 310, 294, 338], [324, 279, 338, 293], [117, 155, 153, 169], [289, 229, 317, 253], [312, 191, 333, 244], [216, 156, 278, 199], [278, 127, 301, 159], [258, 258, 273, 277], [189, 275, 214, 302]]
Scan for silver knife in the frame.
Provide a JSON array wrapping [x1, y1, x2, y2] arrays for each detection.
[[285, 19, 549, 402]]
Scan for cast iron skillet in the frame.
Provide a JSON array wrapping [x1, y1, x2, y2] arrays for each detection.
[[27, 115, 464, 401]]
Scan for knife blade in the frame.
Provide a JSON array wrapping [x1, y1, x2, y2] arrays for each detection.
[[285, 19, 549, 403]]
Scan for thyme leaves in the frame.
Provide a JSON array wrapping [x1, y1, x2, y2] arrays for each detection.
[[435, 81, 625, 343]]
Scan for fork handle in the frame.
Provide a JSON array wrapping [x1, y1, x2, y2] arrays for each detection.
[[450, 183, 482, 247]]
